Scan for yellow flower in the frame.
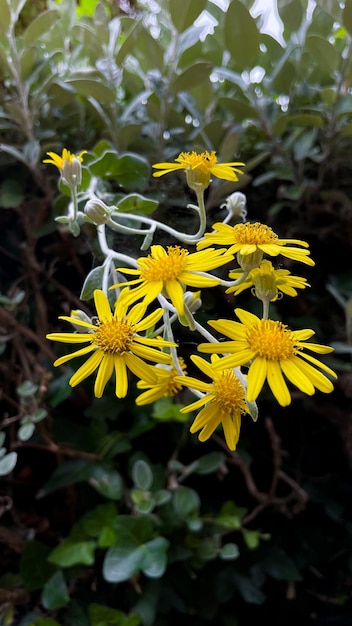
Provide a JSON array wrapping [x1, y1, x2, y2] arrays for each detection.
[[197, 222, 315, 267], [112, 245, 234, 317], [152, 151, 245, 190], [175, 355, 250, 451], [136, 358, 187, 406], [46, 290, 174, 399], [198, 309, 337, 407], [43, 148, 87, 187], [43, 148, 87, 171], [226, 260, 310, 302]]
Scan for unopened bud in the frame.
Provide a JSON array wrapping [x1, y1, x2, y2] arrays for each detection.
[[221, 191, 247, 221], [62, 156, 82, 187], [84, 198, 111, 225]]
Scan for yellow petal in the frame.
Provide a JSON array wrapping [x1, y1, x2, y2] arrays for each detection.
[[69, 350, 104, 387], [94, 353, 114, 398]]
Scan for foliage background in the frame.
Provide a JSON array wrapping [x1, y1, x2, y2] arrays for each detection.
[[1, 0, 352, 624]]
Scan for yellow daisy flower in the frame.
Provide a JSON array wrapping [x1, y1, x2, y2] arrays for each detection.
[[46, 290, 174, 399], [197, 222, 315, 267], [226, 260, 310, 301], [174, 354, 250, 451], [152, 151, 245, 190], [43, 148, 87, 172], [198, 309, 337, 407], [112, 244, 234, 317], [135, 358, 187, 406]]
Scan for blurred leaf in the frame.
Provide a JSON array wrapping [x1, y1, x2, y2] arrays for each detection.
[[20, 541, 56, 591], [263, 548, 303, 581], [173, 486, 200, 518], [169, 0, 207, 32], [0, 0, 11, 33], [193, 452, 226, 475], [88, 603, 140, 626], [90, 151, 150, 191], [132, 459, 153, 491], [0, 179, 25, 208], [234, 573, 266, 604], [41, 571, 69, 610], [277, 0, 304, 34], [115, 193, 158, 215], [48, 540, 96, 567], [343, 0, 352, 34], [141, 537, 169, 578], [66, 79, 116, 103], [89, 464, 123, 500], [18, 423, 35, 441], [219, 543, 240, 560], [171, 62, 212, 92], [224, 0, 260, 70], [306, 34, 339, 74], [23, 9, 60, 44], [0, 451, 17, 476]]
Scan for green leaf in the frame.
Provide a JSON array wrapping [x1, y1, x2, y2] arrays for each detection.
[[18, 423, 35, 442], [30, 619, 61, 626], [115, 193, 158, 215], [277, 0, 304, 34], [88, 464, 123, 500], [219, 543, 240, 560], [23, 9, 60, 44], [0, 0, 11, 34], [48, 540, 96, 567], [0, 179, 25, 208], [132, 459, 153, 491], [41, 571, 69, 610], [0, 451, 17, 476], [66, 79, 116, 104], [173, 486, 200, 518], [88, 603, 137, 626], [103, 543, 145, 583], [20, 541, 56, 591], [343, 0, 352, 34], [306, 35, 339, 74], [224, 0, 260, 70], [193, 452, 226, 475], [171, 62, 212, 93], [141, 537, 169, 578], [80, 265, 105, 300], [169, 0, 207, 32], [264, 548, 303, 581], [90, 151, 150, 191]]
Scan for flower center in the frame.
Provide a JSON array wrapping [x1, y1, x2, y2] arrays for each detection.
[[233, 222, 278, 245], [140, 246, 189, 282], [177, 150, 217, 174], [246, 319, 297, 360], [166, 358, 187, 395], [213, 371, 247, 414], [94, 319, 134, 353]]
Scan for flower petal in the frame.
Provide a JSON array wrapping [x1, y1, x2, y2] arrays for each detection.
[[246, 357, 267, 402], [94, 290, 113, 321], [114, 356, 129, 398], [266, 360, 291, 406], [94, 353, 114, 398], [69, 349, 104, 387]]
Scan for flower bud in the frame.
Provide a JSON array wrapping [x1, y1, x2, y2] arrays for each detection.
[[221, 191, 247, 221], [61, 156, 82, 187], [84, 198, 111, 225], [236, 249, 263, 272]]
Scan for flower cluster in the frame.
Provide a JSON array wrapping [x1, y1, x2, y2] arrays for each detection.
[[45, 149, 337, 451]]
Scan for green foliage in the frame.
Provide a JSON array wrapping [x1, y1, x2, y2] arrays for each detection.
[[1, 0, 352, 624]]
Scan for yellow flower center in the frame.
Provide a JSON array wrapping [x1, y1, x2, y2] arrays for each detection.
[[233, 222, 278, 245], [213, 370, 247, 413], [166, 358, 187, 395], [94, 319, 134, 353], [177, 150, 217, 174], [246, 319, 298, 360], [140, 246, 189, 282]]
